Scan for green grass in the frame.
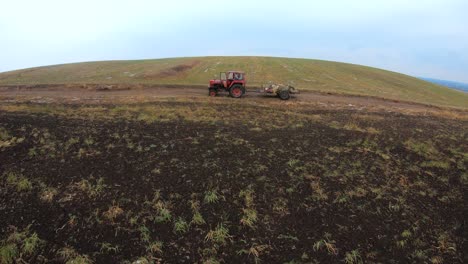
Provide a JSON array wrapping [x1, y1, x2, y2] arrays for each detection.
[[0, 227, 44, 264], [204, 189, 220, 204], [0, 56, 467, 107], [3, 171, 33, 192], [0, 244, 18, 264], [173, 218, 189, 234], [205, 223, 230, 245]]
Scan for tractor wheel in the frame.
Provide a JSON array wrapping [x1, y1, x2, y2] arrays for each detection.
[[278, 90, 290, 100], [229, 85, 243, 98], [209, 88, 217, 97]]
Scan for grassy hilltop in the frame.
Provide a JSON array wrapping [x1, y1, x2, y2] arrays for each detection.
[[0, 56, 467, 108]]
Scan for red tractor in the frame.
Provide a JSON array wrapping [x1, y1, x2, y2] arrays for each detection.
[[208, 71, 246, 98]]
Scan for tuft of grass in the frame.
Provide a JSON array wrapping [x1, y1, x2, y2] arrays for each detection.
[[204, 190, 220, 204], [248, 244, 270, 264], [151, 192, 174, 224], [16, 177, 33, 192], [239, 188, 255, 207], [313, 239, 338, 255], [287, 159, 301, 169], [404, 139, 439, 158], [173, 218, 189, 234], [0, 244, 18, 264], [155, 207, 172, 223], [237, 244, 271, 264], [139, 225, 151, 244], [57, 247, 77, 260], [66, 255, 93, 264], [205, 223, 231, 245], [239, 188, 258, 228], [76, 177, 105, 197], [22, 232, 42, 255], [344, 250, 362, 264], [310, 181, 329, 201], [272, 198, 289, 216], [99, 243, 119, 254], [189, 199, 206, 226], [5, 171, 18, 185], [401, 230, 412, 238], [430, 256, 444, 264], [0, 127, 24, 149], [313, 233, 338, 255], [0, 127, 11, 140], [147, 241, 163, 254], [191, 211, 206, 226], [83, 137, 94, 146], [103, 204, 124, 222], [411, 249, 426, 260], [39, 187, 58, 202], [1, 227, 44, 263], [240, 208, 258, 229], [67, 214, 78, 227], [3, 172, 32, 192]]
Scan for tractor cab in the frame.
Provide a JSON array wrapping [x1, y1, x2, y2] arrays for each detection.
[[214, 71, 245, 88], [209, 71, 246, 98]]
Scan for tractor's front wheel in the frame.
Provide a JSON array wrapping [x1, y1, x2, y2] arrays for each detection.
[[229, 85, 243, 98], [209, 88, 217, 97], [278, 90, 290, 100]]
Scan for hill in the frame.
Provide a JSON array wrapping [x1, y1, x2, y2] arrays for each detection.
[[0, 56, 467, 108]]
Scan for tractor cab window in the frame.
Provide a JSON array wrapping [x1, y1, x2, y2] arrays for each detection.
[[234, 73, 243, 80], [227, 72, 243, 80]]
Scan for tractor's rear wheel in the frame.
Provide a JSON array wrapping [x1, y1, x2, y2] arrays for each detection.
[[278, 90, 290, 100], [229, 85, 243, 98], [209, 88, 217, 97]]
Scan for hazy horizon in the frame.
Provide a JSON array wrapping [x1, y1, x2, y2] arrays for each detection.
[[1, 0, 467, 83]]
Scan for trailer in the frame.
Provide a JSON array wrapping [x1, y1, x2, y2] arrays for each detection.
[[262, 83, 299, 100]]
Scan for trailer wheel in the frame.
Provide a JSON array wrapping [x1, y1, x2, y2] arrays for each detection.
[[278, 90, 290, 100], [209, 88, 217, 97], [229, 85, 243, 98]]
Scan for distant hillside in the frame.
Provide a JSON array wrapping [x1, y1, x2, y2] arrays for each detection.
[[0, 56, 467, 108], [420, 77, 468, 93]]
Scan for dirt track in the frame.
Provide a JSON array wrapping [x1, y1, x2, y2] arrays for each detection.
[[0, 86, 453, 113]]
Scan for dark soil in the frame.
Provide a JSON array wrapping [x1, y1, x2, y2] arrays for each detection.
[[0, 101, 466, 263]]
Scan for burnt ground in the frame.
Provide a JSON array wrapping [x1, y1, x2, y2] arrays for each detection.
[[0, 98, 467, 263]]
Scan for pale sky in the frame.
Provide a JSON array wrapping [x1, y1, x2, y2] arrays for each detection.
[[1, 0, 467, 82]]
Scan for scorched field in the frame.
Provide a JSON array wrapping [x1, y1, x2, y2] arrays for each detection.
[[0, 96, 466, 263]]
